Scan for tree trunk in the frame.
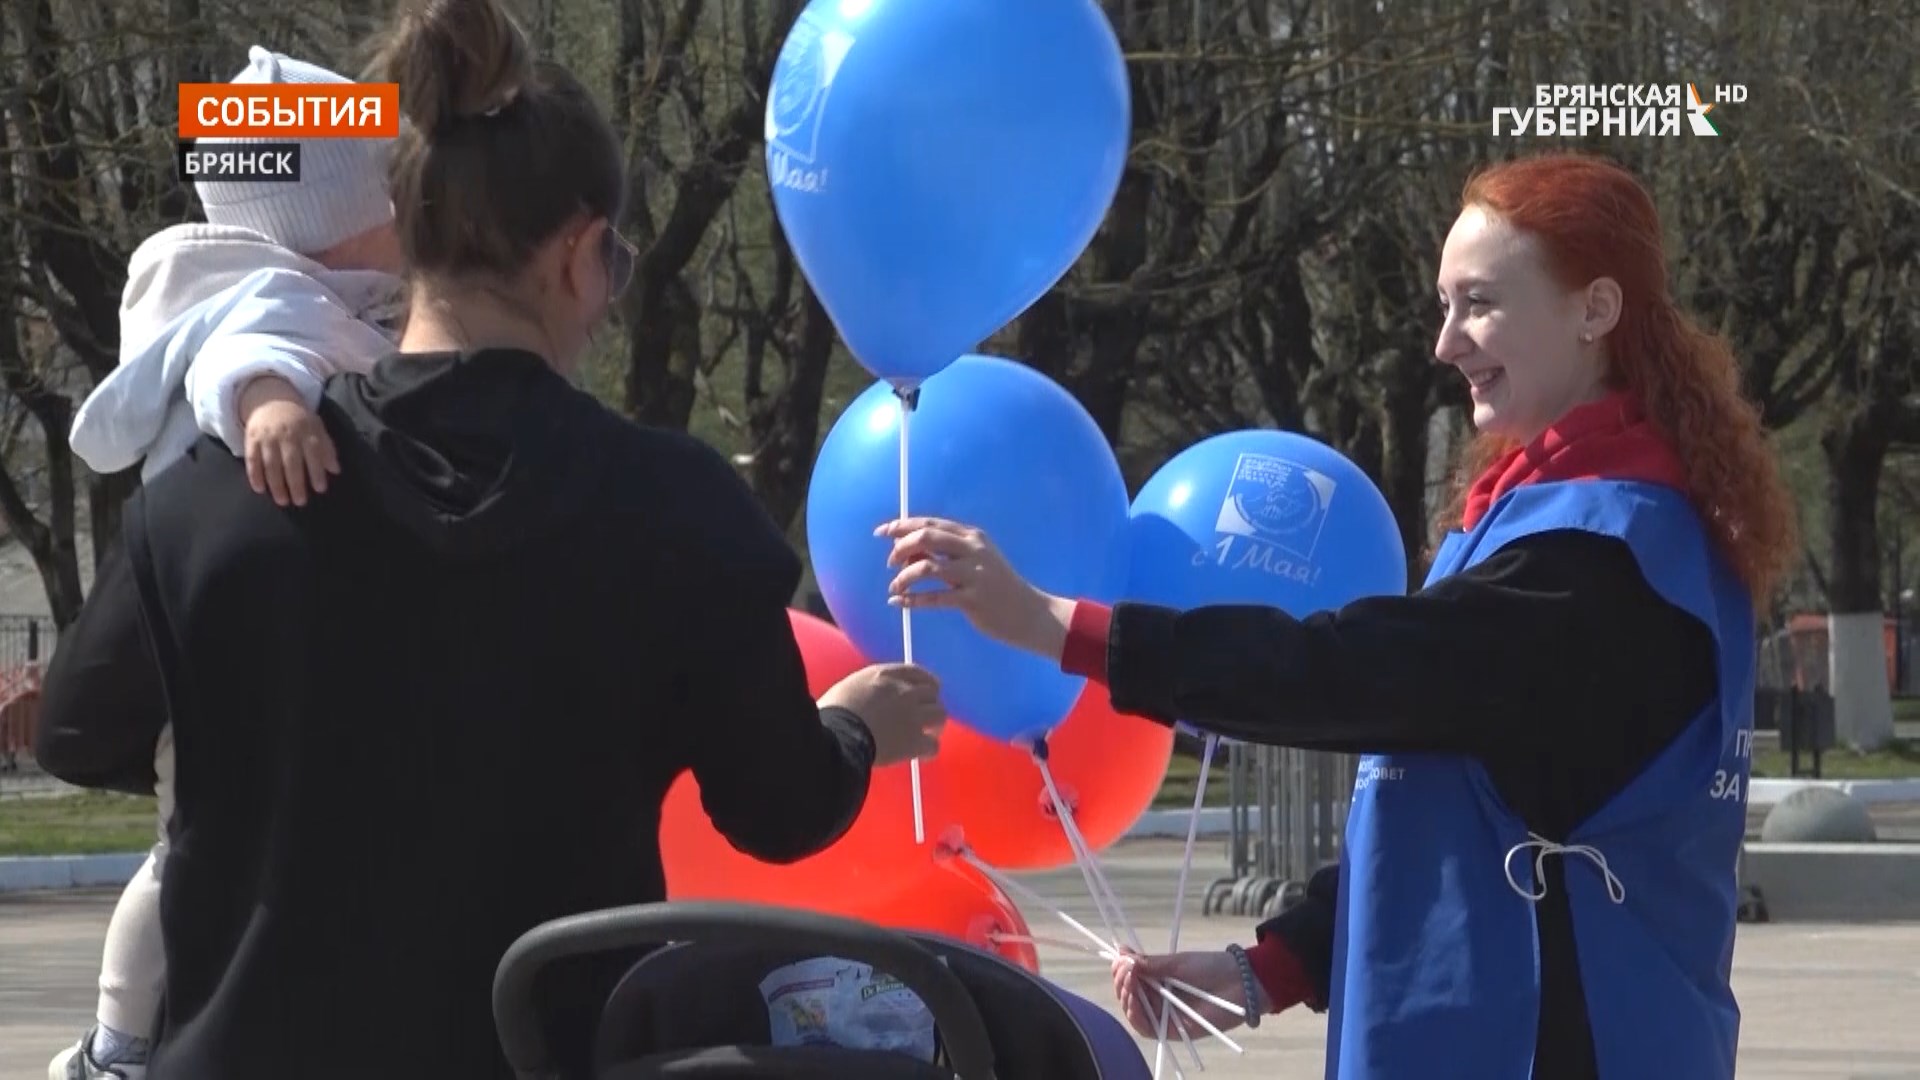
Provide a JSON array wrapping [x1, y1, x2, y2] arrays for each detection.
[[618, 1, 800, 430], [1376, 366, 1431, 591], [1019, 142, 1159, 443], [625, 273, 704, 430], [16, 0, 123, 374], [746, 290, 836, 532], [0, 399, 86, 627], [1822, 415, 1895, 750], [0, 5, 84, 624]]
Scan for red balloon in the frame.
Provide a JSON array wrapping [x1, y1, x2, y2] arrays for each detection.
[[838, 855, 1040, 975], [660, 610, 935, 906], [924, 685, 1174, 871]]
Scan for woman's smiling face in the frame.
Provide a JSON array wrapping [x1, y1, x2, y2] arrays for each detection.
[[1433, 205, 1617, 443]]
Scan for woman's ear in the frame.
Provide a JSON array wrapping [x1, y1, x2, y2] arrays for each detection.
[[1583, 277, 1623, 339], [562, 218, 610, 311]]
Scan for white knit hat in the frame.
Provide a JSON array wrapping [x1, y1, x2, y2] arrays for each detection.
[[193, 46, 394, 255]]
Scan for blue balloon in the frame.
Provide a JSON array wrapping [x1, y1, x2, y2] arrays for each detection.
[[764, 0, 1129, 385], [1127, 431, 1408, 616], [808, 355, 1130, 743]]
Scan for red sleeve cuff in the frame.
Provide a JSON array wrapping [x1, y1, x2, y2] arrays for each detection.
[[1245, 935, 1315, 1013], [1059, 601, 1112, 685]]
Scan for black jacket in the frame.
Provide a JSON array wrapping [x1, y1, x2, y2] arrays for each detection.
[[1103, 529, 1719, 1080], [36, 349, 876, 1080]]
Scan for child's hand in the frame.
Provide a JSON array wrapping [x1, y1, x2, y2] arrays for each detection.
[[239, 377, 339, 507]]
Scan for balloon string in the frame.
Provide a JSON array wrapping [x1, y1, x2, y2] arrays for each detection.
[[985, 932, 1245, 1017], [950, 845, 1239, 1058], [986, 931, 1107, 956], [1170, 733, 1216, 953], [1157, 732, 1219, 1078], [1034, 752, 1123, 946], [1036, 747, 1205, 1073], [985, 935, 1245, 1021], [898, 388, 925, 846]]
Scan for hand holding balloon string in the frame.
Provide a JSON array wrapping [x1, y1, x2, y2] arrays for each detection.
[[752, 0, 1191, 1039], [813, 358, 1132, 800], [877, 517, 1214, 1071], [876, 517, 1079, 663], [1033, 734, 1206, 1075], [1151, 730, 1220, 1077], [932, 828, 1243, 1060]]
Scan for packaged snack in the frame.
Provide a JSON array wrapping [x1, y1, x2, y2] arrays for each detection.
[[759, 955, 939, 1062]]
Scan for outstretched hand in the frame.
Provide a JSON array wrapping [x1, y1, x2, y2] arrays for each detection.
[[875, 517, 1077, 661], [1111, 948, 1268, 1039]]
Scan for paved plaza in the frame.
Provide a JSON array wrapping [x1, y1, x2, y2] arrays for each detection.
[[4, 840, 1919, 1078]]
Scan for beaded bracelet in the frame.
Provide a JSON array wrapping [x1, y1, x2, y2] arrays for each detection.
[[1224, 943, 1262, 1029]]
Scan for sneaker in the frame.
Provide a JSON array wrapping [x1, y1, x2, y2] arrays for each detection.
[[48, 1028, 147, 1080]]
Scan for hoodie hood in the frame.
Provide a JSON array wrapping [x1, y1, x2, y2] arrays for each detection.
[[69, 224, 406, 480], [320, 349, 605, 559], [120, 223, 402, 356]]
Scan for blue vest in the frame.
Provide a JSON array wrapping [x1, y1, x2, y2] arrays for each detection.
[[1324, 480, 1754, 1079]]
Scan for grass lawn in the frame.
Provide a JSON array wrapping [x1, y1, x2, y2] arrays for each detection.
[[6, 724, 1916, 855], [1752, 740, 1920, 780], [0, 792, 156, 857], [1753, 696, 1920, 779], [1144, 745, 1920, 810], [14, 774, 1228, 855], [1151, 752, 1233, 810], [1148, 731, 1920, 808]]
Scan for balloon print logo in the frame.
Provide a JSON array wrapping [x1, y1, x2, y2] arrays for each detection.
[[1216, 453, 1335, 560], [767, 18, 824, 153], [766, 12, 854, 194]]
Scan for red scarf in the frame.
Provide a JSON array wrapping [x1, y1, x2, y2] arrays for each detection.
[[1461, 391, 1688, 530]]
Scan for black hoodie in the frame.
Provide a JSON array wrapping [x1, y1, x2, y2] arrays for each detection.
[[35, 349, 876, 1080]]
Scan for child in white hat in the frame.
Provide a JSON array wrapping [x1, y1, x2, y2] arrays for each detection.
[[57, 46, 405, 1080]]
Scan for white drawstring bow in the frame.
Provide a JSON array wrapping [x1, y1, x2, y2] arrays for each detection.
[[1503, 833, 1627, 904]]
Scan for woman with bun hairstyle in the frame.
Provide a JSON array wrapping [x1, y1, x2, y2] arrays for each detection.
[[878, 153, 1796, 1080], [34, 1, 945, 1077]]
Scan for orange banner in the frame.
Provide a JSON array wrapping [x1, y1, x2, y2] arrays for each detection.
[[178, 83, 400, 139]]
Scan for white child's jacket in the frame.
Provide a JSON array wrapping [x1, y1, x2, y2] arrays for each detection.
[[69, 223, 405, 482]]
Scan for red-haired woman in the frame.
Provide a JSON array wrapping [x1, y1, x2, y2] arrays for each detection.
[[877, 152, 1795, 1080]]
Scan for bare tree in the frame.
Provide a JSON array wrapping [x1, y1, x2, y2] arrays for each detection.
[[614, 0, 803, 431], [1786, 1, 1916, 748], [1013, 0, 1432, 494], [716, 212, 838, 530], [0, 0, 303, 621], [3, 0, 151, 623]]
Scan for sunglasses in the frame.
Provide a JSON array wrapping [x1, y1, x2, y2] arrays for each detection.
[[601, 225, 637, 298]]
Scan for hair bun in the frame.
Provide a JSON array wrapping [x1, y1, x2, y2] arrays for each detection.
[[372, 0, 532, 134]]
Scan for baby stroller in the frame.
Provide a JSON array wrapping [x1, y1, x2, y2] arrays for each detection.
[[494, 901, 1152, 1079]]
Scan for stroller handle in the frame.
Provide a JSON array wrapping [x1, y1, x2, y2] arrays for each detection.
[[492, 900, 999, 1080]]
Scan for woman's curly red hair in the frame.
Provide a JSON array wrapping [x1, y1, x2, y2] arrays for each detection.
[[1435, 153, 1797, 608]]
